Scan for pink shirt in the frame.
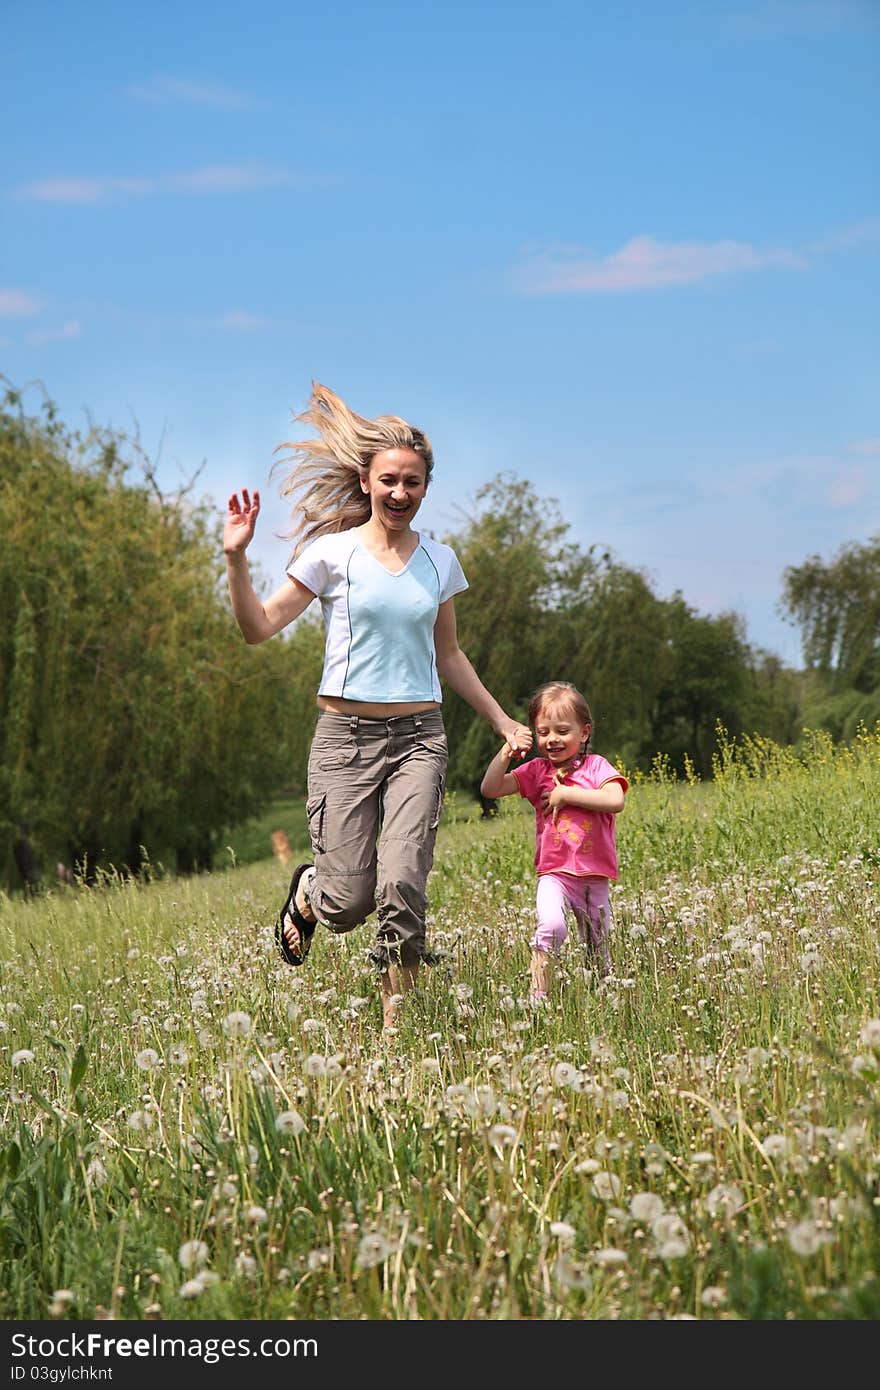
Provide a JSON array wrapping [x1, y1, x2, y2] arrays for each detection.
[[512, 753, 628, 879]]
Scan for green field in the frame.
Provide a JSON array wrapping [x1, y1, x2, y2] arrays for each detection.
[[1, 727, 878, 1320]]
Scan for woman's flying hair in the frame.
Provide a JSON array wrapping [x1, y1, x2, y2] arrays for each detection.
[[275, 382, 434, 561]]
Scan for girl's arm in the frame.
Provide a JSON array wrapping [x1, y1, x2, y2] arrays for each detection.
[[224, 489, 316, 644], [434, 598, 531, 756], [543, 780, 626, 817], [480, 744, 521, 800]]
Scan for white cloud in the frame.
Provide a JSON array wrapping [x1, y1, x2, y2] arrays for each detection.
[[128, 75, 251, 109], [515, 235, 807, 294], [25, 320, 81, 345], [827, 465, 868, 508], [219, 311, 272, 331], [16, 164, 292, 204], [0, 288, 42, 316]]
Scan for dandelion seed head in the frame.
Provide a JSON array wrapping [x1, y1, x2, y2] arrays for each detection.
[[591, 1171, 622, 1201], [275, 1109, 306, 1137], [356, 1231, 394, 1270], [788, 1220, 825, 1257], [178, 1239, 209, 1271], [222, 1011, 253, 1039], [630, 1192, 664, 1223], [705, 1183, 743, 1219], [701, 1286, 727, 1308], [549, 1221, 576, 1241], [135, 1048, 160, 1071], [11, 1049, 35, 1067]]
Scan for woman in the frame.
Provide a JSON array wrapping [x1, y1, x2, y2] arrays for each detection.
[[224, 383, 531, 1028]]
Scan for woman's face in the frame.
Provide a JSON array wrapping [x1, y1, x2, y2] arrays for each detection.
[[361, 448, 428, 531]]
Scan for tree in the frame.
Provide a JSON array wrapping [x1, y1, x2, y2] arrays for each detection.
[[782, 537, 880, 692], [0, 387, 296, 886]]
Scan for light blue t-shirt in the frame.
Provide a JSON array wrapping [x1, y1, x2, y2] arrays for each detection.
[[287, 530, 468, 702]]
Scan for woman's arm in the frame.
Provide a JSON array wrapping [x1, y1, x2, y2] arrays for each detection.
[[434, 598, 532, 754], [480, 743, 521, 800], [224, 489, 316, 644]]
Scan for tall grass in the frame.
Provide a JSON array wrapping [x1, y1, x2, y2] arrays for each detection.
[[1, 727, 878, 1320]]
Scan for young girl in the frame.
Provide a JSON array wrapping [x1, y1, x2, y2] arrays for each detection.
[[480, 681, 627, 1000]]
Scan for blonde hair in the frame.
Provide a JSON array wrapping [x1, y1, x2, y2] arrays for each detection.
[[528, 681, 594, 752], [275, 382, 434, 561]]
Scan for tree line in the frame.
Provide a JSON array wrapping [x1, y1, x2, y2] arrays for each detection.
[[1, 389, 876, 889]]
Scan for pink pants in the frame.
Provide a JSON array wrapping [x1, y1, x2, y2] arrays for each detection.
[[531, 873, 612, 971]]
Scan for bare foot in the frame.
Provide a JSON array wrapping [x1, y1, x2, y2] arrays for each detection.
[[282, 867, 316, 950]]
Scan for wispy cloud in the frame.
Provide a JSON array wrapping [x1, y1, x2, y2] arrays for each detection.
[[827, 465, 869, 508], [219, 311, 273, 332], [515, 235, 808, 294], [128, 75, 252, 109], [15, 164, 293, 204], [0, 288, 42, 316], [25, 320, 81, 345], [722, 1, 877, 40]]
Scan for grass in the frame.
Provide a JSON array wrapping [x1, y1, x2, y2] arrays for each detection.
[[0, 725, 878, 1321]]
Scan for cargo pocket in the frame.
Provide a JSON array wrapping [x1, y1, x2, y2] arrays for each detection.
[[306, 792, 327, 854], [429, 770, 446, 831], [315, 742, 360, 772]]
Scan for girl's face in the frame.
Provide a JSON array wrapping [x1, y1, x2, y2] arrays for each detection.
[[361, 448, 428, 530], [534, 702, 591, 767]]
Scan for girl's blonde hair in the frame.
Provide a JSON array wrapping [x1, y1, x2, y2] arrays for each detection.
[[275, 382, 434, 561], [528, 681, 594, 752]]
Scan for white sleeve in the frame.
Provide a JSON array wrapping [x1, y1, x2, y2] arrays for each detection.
[[287, 538, 329, 597], [440, 546, 468, 603]]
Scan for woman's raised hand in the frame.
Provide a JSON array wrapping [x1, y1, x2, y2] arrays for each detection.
[[224, 489, 260, 554]]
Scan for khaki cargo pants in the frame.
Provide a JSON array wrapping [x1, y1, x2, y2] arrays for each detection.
[[305, 710, 448, 968]]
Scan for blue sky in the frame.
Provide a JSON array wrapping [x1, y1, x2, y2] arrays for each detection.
[[3, 0, 878, 665]]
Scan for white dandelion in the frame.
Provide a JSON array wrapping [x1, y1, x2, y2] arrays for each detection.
[[630, 1192, 664, 1224], [235, 1253, 258, 1278], [275, 1109, 307, 1137], [705, 1183, 744, 1219], [553, 1062, 579, 1088], [549, 1221, 577, 1242], [135, 1048, 160, 1071], [305, 1054, 327, 1078], [591, 1171, 622, 1202], [787, 1220, 825, 1257], [84, 1157, 108, 1187], [178, 1239, 209, 1271], [488, 1124, 517, 1151], [593, 1247, 628, 1267], [222, 1011, 253, 1039], [178, 1278, 204, 1299], [858, 1018, 880, 1049], [759, 1134, 791, 1160], [244, 1204, 268, 1226], [356, 1231, 394, 1270], [701, 1286, 727, 1308], [11, 1049, 35, 1068]]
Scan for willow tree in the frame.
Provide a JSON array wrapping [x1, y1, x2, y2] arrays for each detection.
[[0, 388, 297, 885]]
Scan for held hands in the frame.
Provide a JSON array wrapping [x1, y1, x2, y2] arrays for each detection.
[[499, 721, 532, 760], [224, 489, 261, 555]]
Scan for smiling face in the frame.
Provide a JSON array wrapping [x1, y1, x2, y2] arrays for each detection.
[[360, 448, 428, 530], [534, 700, 592, 768]]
